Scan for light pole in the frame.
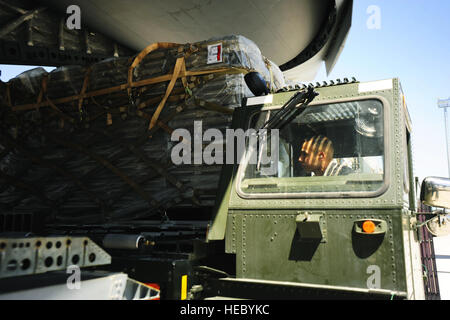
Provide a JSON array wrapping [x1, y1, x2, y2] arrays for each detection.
[[438, 98, 450, 178]]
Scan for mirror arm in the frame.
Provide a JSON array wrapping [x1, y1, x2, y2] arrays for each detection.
[[415, 216, 437, 229], [413, 209, 446, 229]]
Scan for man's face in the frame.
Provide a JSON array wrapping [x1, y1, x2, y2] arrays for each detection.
[[298, 136, 332, 174], [298, 139, 323, 173]]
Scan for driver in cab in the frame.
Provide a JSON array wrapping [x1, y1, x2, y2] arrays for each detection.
[[298, 135, 353, 176]]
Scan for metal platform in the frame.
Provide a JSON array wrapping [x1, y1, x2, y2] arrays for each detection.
[[0, 270, 160, 300]]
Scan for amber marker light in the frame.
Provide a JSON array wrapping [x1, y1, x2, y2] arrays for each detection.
[[362, 220, 376, 234]]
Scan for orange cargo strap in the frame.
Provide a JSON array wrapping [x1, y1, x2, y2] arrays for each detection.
[[137, 92, 186, 110], [5, 82, 12, 107], [136, 110, 174, 136], [37, 73, 75, 124], [148, 55, 186, 130], [78, 67, 92, 113], [36, 74, 48, 107], [46, 97, 75, 124], [130, 43, 188, 131], [130, 44, 191, 130], [106, 113, 113, 126], [194, 98, 234, 115], [127, 42, 181, 96], [180, 53, 190, 96]]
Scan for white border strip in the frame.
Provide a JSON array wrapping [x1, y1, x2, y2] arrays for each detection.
[[246, 95, 273, 106], [359, 79, 393, 93]]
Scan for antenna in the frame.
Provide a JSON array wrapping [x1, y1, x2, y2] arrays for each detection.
[[438, 98, 450, 178]]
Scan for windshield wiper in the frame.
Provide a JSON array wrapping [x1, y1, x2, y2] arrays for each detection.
[[255, 87, 318, 173], [261, 86, 319, 131]]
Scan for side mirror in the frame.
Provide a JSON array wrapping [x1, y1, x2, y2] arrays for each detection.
[[420, 177, 450, 237], [421, 177, 450, 209]]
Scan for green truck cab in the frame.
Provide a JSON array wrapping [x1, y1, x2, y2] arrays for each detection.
[[204, 78, 438, 300]]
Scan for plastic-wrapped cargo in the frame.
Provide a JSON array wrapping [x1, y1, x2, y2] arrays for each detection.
[[0, 35, 285, 224]]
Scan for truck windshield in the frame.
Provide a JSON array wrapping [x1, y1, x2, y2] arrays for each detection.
[[237, 99, 386, 197]]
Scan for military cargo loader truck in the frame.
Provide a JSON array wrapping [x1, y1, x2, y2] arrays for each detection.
[[2, 0, 444, 302], [196, 77, 438, 300], [0, 76, 447, 300]]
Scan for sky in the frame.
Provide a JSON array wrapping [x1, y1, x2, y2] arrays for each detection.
[[316, 0, 450, 184]]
